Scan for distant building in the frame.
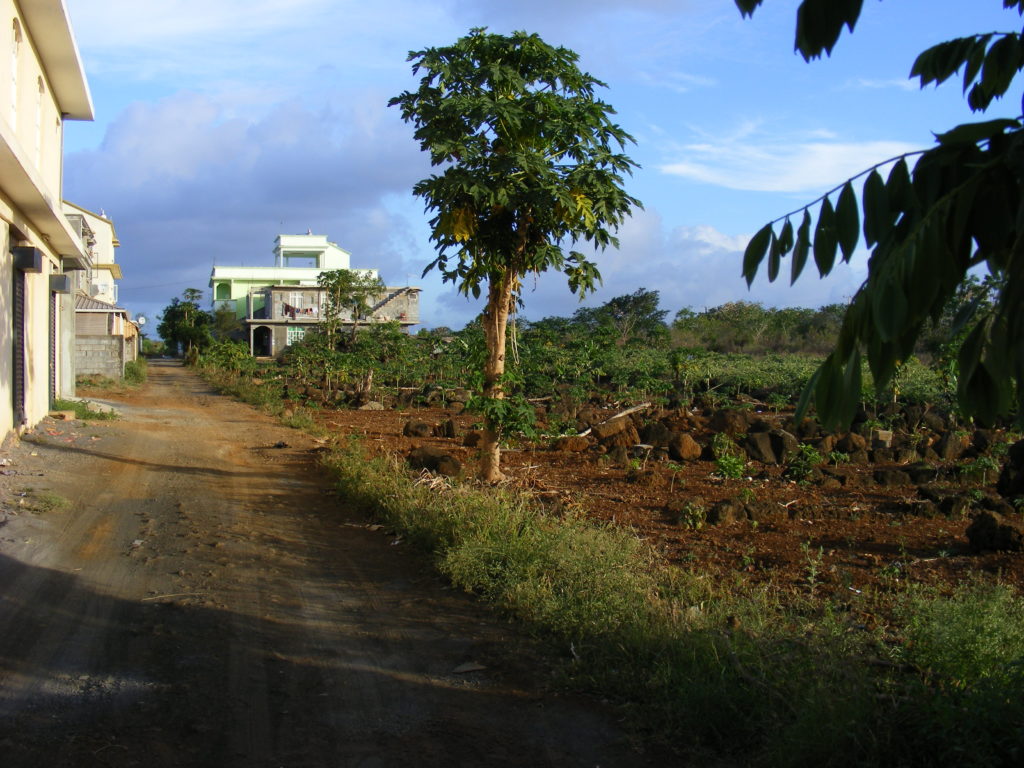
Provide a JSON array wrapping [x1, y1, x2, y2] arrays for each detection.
[[209, 234, 420, 356], [0, 0, 95, 436], [63, 203, 138, 382]]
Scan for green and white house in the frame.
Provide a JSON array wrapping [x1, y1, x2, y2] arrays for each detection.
[[209, 234, 420, 356]]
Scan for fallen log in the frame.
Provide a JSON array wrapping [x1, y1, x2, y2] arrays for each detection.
[[577, 402, 651, 437]]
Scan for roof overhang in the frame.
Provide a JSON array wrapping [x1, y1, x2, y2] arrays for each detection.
[[0, 122, 90, 266], [20, 0, 93, 120], [94, 262, 122, 278]]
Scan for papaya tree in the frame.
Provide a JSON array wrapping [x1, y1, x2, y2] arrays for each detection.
[[736, 0, 1024, 427], [390, 28, 641, 480]]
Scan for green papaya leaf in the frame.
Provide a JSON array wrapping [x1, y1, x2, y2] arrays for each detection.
[[813, 197, 838, 275], [743, 223, 773, 285], [778, 217, 794, 253], [835, 182, 860, 260], [767, 231, 781, 282], [935, 118, 1020, 146], [791, 210, 812, 284], [862, 170, 888, 247]]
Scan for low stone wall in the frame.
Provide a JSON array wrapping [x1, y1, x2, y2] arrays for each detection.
[[76, 335, 124, 380]]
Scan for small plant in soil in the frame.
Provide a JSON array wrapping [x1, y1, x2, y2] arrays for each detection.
[[785, 444, 823, 483], [828, 450, 849, 466], [800, 540, 825, 591], [676, 502, 706, 530], [714, 453, 746, 480], [666, 463, 685, 493]]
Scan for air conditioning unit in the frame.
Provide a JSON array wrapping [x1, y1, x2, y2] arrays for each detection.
[[89, 284, 102, 296], [13, 246, 42, 273]]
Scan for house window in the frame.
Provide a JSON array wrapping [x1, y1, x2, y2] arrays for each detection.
[[288, 292, 304, 309], [286, 326, 306, 346], [10, 18, 20, 130]]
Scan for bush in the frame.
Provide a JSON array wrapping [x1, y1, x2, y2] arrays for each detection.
[[124, 358, 147, 385]]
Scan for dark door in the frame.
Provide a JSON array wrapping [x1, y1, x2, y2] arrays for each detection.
[[12, 269, 26, 425]]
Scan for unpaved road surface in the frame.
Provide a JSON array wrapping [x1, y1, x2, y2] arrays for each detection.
[[0, 362, 656, 767]]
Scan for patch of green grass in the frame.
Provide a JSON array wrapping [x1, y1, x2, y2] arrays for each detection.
[[23, 489, 71, 513], [51, 398, 117, 421], [123, 358, 148, 385], [75, 374, 118, 390], [279, 407, 326, 436], [320, 437, 1024, 766]]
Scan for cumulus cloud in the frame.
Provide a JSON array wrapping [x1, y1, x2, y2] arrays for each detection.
[[64, 87, 432, 322]]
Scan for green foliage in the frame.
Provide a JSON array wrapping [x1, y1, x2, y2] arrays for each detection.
[[23, 489, 71, 513], [391, 28, 641, 477], [123, 358, 147, 385], [211, 305, 242, 341], [51, 398, 117, 421], [714, 454, 746, 480], [140, 337, 165, 357], [200, 339, 257, 374], [737, 0, 1024, 429], [466, 392, 537, 439], [892, 582, 1024, 765], [711, 431, 742, 460], [322, 435, 1024, 765], [390, 28, 641, 302], [676, 502, 707, 530], [828, 450, 850, 466], [785, 443, 824, 482], [674, 301, 844, 356], [572, 288, 669, 346], [157, 288, 213, 358], [317, 269, 386, 342]]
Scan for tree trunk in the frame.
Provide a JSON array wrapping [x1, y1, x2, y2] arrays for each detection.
[[479, 272, 514, 482]]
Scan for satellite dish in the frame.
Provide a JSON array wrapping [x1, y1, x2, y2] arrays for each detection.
[[136, 314, 147, 326]]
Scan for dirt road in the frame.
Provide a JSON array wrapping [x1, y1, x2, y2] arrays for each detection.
[[0, 361, 653, 767]]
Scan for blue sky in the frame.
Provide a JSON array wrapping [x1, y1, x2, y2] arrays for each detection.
[[61, 0, 1022, 330]]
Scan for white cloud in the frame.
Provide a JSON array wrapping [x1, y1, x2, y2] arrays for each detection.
[[64, 87, 433, 319], [847, 77, 919, 92], [470, 208, 869, 328], [66, 0, 453, 86], [660, 134, 921, 193], [637, 70, 717, 94]]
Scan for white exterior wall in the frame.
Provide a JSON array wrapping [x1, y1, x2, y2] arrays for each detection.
[[0, 3, 64, 198], [0, 0, 93, 437]]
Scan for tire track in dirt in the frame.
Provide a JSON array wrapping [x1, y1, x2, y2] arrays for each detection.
[[0, 361, 664, 767]]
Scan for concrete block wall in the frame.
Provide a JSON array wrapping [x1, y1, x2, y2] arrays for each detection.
[[76, 335, 124, 380]]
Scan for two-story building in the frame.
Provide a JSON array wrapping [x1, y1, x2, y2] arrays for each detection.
[[63, 201, 138, 382], [210, 234, 420, 356], [0, 0, 95, 437]]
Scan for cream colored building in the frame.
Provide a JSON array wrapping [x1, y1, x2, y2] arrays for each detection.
[[64, 200, 121, 304], [62, 202, 138, 382], [0, 0, 94, 437]]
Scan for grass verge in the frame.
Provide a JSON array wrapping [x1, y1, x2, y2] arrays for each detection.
[[321, 438, 1024, 767], [51, 398, 118, 421]]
